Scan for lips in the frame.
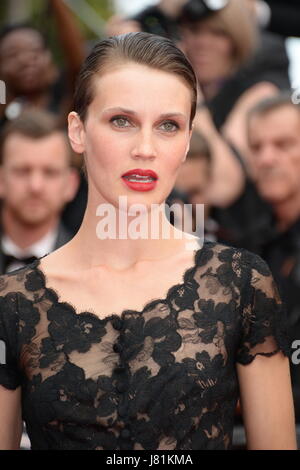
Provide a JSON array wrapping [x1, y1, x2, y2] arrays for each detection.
[[121, 168, 158, 192], [122, 168, 158, 181]]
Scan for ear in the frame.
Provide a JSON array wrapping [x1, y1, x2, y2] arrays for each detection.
[[68, 112, 86, 154], [62, 167, 81, 203]]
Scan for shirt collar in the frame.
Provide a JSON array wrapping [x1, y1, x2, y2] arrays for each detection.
[[2, 224, 59, 258]]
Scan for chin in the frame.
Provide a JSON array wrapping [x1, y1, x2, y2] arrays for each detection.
[[260, 191, 288, 205], [121, 195, 166, 211], [18, 212, 49, 226]]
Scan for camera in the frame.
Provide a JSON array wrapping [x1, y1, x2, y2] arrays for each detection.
[[178, 0, 229, 22]]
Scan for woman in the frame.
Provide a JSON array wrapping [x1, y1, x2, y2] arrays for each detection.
[[0, 32, 296, 450]]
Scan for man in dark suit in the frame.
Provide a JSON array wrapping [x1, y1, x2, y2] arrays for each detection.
[[0, 108, 79, 274]]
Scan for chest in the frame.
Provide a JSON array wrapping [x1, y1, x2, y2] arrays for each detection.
[[42, 255, 198, 319]]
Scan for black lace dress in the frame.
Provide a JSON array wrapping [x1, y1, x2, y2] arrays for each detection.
[[0, 241, 291, 450]]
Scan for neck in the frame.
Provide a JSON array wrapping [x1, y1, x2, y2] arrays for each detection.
[[1, 206, 59, 250], [22, 89, 51, 108], [67, 188, 199, 271], [273, 193, 300, 233], [5, 84, 50, 105]]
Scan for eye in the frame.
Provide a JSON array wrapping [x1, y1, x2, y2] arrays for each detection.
[[160, 121, 179, 132], [44, 168, 61, 177], [13, 167, 30, 176], [211, 27, 228, 38], [250, 144, 260, 153], [110, 116, 131, 128], [277, 139, 294, 151]]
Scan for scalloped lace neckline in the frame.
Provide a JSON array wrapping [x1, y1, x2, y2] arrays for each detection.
[[30, 241, 205, 323]]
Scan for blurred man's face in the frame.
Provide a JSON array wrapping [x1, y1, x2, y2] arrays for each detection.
[[175, 157, 211, 205], [0, 28, 52, 95], [0, 132, 76, 226], [249, 105, 300, 204]]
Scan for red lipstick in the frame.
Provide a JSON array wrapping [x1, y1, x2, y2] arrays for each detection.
[[121, 168, 158, 192]]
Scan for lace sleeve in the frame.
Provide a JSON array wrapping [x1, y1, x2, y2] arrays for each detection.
[[0, 275, 22, 390], [236, 252, 292, 365]]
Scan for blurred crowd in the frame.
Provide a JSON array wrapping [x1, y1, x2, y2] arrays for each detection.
[[0, 0, 300, 447]]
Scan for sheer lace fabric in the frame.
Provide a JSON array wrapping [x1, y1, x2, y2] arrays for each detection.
[[0, 241, 291, 450]]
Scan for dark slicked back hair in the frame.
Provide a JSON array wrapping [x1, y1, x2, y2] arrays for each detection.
[[73, 32, 198, 129]]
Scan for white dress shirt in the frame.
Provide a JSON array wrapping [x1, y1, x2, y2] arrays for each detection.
[[2, 225, 59, 273]]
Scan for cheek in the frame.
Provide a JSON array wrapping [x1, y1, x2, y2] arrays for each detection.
[[277, 151, 300, 181], [85, 130, 117, 169], [37, 57, 49, 74], [165, 141, 189, 169], [186, 37, 198, 52], [4, 181, 23, 201], [2, 62, 15, 77], [221, 39, 234, 58], [290, 151, 300, 169], [210, 37, 234, 64], [5, 174, 21, 188], [286, 161, 300, 185]]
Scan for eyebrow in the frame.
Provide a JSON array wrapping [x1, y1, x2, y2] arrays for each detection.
[[102, 107, 187, 120]]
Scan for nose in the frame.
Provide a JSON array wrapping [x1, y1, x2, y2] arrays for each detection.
[[195, 32, 212, 49], [185, 30, 211, 50], [18, 49, 40, 68], [27, 170, 45, 192], [131, 128, 157, 160], [256, 145, 277, 168]]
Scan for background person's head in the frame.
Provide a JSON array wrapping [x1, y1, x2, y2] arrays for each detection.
[[68, 32, 198, 212], [178, 0, 257, 92], [175, 129, 212, 206], [247, 94, 300, 207], [159, 0, 189, 18], [0, 24, 55, 97], [0, 109, 79, 228]]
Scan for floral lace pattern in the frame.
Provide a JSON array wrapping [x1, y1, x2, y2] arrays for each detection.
[[0, 241, 291, 450]]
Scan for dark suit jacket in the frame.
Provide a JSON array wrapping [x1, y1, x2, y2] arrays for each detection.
[[265, 0, 300, 37], [0, 220, 73, 275]]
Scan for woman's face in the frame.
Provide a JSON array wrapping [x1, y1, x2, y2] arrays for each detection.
[[0, 29, 53, 95], [69, 63, 193, 211], [180, 18, 235, 85]]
